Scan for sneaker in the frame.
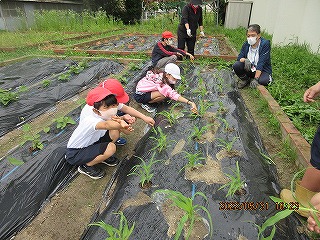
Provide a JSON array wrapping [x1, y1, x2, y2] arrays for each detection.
[[102, 155, 119, 166], [237, 79, 249, 89], [141, 103, 156, 113], [78, 164, 105, 179], [115, 137, 127, 146]]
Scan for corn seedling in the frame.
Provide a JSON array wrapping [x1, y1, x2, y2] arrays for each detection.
[[127, 154, 161, 188], [188, 124, 212, 142], [255, 196, 320, 239], [218, 161, 245, 198], [189, 100, 214, 119], [7, 156, 24, 166], [154, 189, 213, 240], [180, 151, 205, 172], [217, 101, 226, 113], [193, 86, 207, 98], [149, 126, 175, 153], [217, 116, 230, 132], [157, 104, 181, 126], [53, 116, 76, 130], [21, 123, 44, 151], [176, 82, 188, 94], [216, 136, 239, 153], [89, 211, 135, 240]]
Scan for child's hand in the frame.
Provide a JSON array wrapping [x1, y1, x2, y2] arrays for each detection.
[[122, 114, 136, 124], [120, 120, 134, 132], [111, 115, 122, 124], [189, 101, 198, 115]]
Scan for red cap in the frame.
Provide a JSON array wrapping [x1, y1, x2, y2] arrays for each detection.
[[98, 78, 129, 103], [162, 31, 174, 39], [86, 87, 113, 106]]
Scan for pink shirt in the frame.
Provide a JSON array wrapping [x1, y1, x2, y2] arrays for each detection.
[[135, 71, 180, 101]]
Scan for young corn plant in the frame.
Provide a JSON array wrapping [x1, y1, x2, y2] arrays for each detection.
[[157, 104, 181, 126], [154, 189, 213, 240], [216, 136, 239, 153], [218, 161, 245, 198], [127, 154, 161, 188], [89, 211, 135, 240], [149, 126, 175, 153], [193, 86, 207, 98], [217, 116, 231, 132], [180, 151, 205, 171], [188, 124, 213, 142], [190, 100, 214, 119]]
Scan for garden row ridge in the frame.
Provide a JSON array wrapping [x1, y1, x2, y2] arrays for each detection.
[[256, 85, 310, 168]]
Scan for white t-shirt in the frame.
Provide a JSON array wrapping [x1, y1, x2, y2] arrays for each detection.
[[67, 114, 107, 149], [79, 103, 124, 122], [247, 46, 260, 66]]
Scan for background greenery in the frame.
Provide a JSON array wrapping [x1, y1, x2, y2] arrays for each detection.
[[0, 8, 319, 143]]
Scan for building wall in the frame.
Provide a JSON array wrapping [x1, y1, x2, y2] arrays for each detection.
[[0, 1, 83, 31], [248, 0, 320, 53]]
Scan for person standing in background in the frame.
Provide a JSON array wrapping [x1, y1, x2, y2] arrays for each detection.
[[177, 0, 204, 56]]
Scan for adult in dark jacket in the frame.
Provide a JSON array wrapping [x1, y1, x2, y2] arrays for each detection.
[[152, 31, 194, 69], [233, 24, 273, 89], [177, 0, 204, 56]]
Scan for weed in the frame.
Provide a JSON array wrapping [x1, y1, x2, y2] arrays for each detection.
[[154, 189, 213, 240], [128, 154, 161, 188], [53, 116, 76, 130], [180, 151, 205, 171], [21, 123, 44, 151], [149, 126, 175, 153], [218, 161, 245, 198], [216, 136, 239, 153], [89, 211, 135, 240]]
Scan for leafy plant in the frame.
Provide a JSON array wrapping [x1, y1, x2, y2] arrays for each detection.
[[154, 189, 213, 240], [7, 156, 24, 166], [217, 116, 230, 132], [149, 126, 175, 153], [218, 161, 245, 198], [188, 124, 212, 142], [128, 154, 161, 188], [69, 61, 88, 74], [216, 136, 239, 153], [43, 126, 51, 133], [42, 79, 51, 87], [0, 88, 19, 106], [193, 85, 207, 98], [217, 100, 226, 113], [58, 72, 71, 81], [21, 123, 44, 150], [196, 100, 214, 118], [53, 116, 76, 129], [180, 151, 205, 171], [89, 211, 135, 240]]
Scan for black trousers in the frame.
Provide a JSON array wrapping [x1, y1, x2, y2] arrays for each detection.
[[177, 35, 197, 56], [232, 61, 272, 86]]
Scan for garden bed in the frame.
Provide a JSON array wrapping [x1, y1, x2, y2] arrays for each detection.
[[53, 34, 238, 60]]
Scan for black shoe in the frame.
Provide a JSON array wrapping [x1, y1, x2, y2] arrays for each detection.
[[102, 156, 119, 166], [78, 164, 105, 179]]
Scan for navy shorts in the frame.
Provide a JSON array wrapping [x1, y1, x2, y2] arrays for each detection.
[[310, 126, 320, 170], [65, 131, 112, 166], [134, 92, 152, 104]]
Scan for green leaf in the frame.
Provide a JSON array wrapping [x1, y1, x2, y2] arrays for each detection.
[[7, 156, 24, 166]]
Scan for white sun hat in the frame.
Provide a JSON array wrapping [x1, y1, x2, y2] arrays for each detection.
[[164, 63, 181, 80]]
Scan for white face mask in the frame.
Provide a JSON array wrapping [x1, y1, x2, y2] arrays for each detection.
[[167, 76, 177, 85], [99, 107, 118, 120], [168, 39, 173, 45], [247, 36, 257, 46]]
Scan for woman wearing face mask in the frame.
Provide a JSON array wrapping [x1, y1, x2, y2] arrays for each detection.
[[151, 31, 194, 70], [177, 0, 204, 56], [66, 87, 134, 179], [233, 24, 272, 89], [134, 63, 198, 114]]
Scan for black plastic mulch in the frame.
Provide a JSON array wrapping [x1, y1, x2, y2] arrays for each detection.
[[0, 57, 124, 137], [81, 65, 309, 240]]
